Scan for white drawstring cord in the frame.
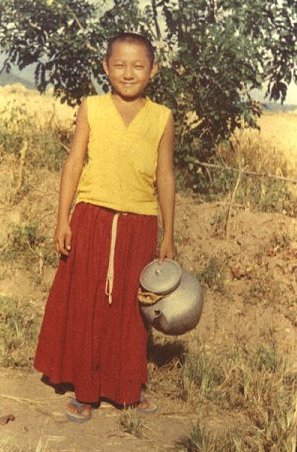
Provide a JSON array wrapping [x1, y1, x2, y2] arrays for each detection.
[[105, 213, 120, 305]]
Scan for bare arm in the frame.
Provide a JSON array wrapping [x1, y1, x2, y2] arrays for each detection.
[[54, 99, 89, 255], [156, 112, 176, 261]]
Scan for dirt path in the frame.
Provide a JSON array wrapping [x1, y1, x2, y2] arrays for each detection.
[[0, 368, 196, 451]]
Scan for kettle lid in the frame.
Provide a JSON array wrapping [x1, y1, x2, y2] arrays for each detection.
[[140, 258, 182, 294]]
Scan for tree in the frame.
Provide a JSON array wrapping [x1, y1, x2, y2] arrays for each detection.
[[0, 0, 296, 171], [0, 0, 142, 104], [146, 0, 297, 166]]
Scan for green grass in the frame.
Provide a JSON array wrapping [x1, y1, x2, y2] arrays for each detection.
[[181, 347, 224, 402], [0, 295, 40, 368], [199, 257, 226, 293], [119, 408, 144, 438], [177, 343, 297, 451], [1, 222, 57, 274], [177, 421, 242, 452]]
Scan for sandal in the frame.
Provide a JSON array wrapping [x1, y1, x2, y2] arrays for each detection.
[[65, 399, 93, 423], [135, 392, 158, 415]]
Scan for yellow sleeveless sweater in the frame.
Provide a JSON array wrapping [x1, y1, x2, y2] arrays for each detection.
[[76, 93, 171, 215]]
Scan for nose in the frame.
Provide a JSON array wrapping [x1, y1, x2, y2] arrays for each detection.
[[123, 65, 134, 79]]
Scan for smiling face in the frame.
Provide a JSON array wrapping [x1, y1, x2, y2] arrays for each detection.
[[103, 41, 158, 100]]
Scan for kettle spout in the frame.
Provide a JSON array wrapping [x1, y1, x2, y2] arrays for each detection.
[[153, 308, 169, 333]]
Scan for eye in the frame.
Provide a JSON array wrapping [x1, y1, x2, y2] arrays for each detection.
[[114, 64, 124, 68], [135, 65, 144, 69]]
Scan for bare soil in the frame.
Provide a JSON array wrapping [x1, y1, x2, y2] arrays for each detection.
[[0, 184, 296, 450]]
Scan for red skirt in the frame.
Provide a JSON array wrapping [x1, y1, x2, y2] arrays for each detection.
[[34, 202, 158, 405]]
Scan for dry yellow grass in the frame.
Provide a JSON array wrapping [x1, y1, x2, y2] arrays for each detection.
[[0, 84, 76, 130], [258, 112, 297, 164], [228, 112, 297, 176]]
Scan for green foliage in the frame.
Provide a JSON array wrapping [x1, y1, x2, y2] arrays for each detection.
[[150, 3, 263, 161], [0, 0, 100, 105], [0, 0, 296, 179], [0, 295, 39, 368], [0, 0, 143, 104], [155, 0, 296, 169], [193, 166, 236, 195]]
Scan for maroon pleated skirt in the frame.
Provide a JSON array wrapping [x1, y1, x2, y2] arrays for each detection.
[[34, 202, 158, 405]]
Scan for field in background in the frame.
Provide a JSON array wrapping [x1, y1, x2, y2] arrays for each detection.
[[0, 84, 76, 127], [1, 84, 296, 170], [0, 85, 296, 451], [258, 112, 297, 165], [234, 112, 297, 174]]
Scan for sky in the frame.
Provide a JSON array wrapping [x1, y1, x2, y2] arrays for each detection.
[[251, 83, 297, 105]]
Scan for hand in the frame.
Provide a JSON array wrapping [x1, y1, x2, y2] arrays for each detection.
[[54, 220, 72, 256], [158, 238, 176, 262]]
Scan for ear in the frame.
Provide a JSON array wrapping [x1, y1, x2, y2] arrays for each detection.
[[103, 58, 109, 76], [150, 62, 159, 79]]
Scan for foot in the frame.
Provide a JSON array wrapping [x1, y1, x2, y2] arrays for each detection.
[[66, 399, 93, 423], [136, 393, 157, 415]]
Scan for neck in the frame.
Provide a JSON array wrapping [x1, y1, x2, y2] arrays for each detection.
[[111, 90, 145, 104]]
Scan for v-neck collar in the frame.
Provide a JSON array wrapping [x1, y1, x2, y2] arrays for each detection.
[[108, 93, 149, 131]]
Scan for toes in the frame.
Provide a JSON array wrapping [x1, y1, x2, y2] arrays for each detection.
[[66, 403, 79, 415], [137, 398, 150, 409], [80, 406, 92, 418], [66, 401, 91, 418]]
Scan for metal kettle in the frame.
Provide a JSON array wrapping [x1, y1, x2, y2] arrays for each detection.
[[139, 259, 204, 335]]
